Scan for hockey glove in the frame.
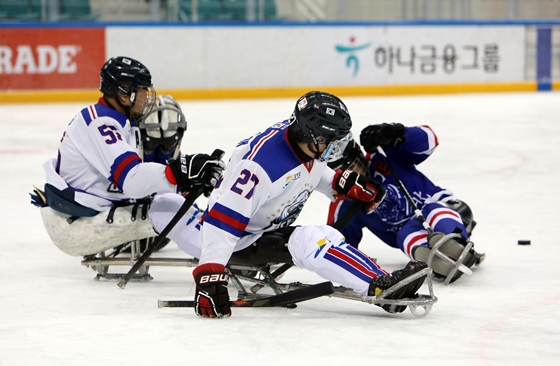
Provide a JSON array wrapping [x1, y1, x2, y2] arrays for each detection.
[[333, 169, 386, 214], [193, 263, 231, 318], [360, 123, 405, 153], [166, 153, 225, 196]]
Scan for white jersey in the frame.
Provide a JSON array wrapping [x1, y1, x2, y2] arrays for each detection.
[[44, 98, 175, 212], [199, 120, 338, 265]]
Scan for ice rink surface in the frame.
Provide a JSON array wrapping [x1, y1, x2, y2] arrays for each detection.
[[1, 92, 559, 365]]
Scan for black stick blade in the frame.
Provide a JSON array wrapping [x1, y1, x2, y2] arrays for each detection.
[[158, 281, 334, 308]]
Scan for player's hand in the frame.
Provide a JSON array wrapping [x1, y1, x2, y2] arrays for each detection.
[[360, 123, 405, 153], [192, 263, 231, 318], [333, 169, 386, 214], [166, 153, 225, 196]]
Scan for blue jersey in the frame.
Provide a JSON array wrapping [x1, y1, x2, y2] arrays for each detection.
[[328, 125, 455, 248]]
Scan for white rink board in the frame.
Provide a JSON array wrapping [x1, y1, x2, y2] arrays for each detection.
[[106, 25, 525, 89]]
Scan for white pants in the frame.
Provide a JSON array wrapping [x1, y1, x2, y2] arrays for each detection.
[[42, 193, 388, 295], [287, 225, 388, 296], [148, 193, 203, 258]]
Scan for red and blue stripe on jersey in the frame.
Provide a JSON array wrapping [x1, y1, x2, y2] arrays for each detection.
[[109, 152, 141, 189], [80, 102, 129, 128], [203, 202, 251, 238]]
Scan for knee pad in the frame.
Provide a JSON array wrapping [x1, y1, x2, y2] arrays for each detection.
[[440, 199, 476, 235]]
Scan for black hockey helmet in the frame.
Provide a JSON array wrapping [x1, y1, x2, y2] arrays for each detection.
[[289, 91, 353, 161], [100, 56, 156, 119], [327, 138, 370, 176]]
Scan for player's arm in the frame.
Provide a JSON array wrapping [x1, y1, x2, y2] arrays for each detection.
[[360, 123, 438, 165], [319, 166, 385, 214], [199, 160, 270, 265], [400, 125, 439, 165], [194, 160, 271, 318], [82, 117, 223, 198]]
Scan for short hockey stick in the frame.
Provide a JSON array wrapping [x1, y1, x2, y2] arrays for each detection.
[[118, 149, 225, 289], [376, 146, 432, 233], [330, 199, 363, 231], [158, 281, 335, 308]]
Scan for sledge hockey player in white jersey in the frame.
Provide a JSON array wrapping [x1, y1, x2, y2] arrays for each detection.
[[31, 56, 225, 258], [327, 123, 484, 284], [191, 91, 430, 318]]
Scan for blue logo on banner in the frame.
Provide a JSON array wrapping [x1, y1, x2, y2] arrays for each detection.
[[335, 37, 372, 77]]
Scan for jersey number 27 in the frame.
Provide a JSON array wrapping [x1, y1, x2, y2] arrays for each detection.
[[231, 169, 259, 199]]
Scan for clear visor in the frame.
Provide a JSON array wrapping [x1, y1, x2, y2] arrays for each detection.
[[130, 85, 156, 121], [319, 132, 353, 162]]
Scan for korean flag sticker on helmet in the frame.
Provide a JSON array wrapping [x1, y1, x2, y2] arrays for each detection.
[[326, 107, 335, 116], [298, 97, 308, 110]]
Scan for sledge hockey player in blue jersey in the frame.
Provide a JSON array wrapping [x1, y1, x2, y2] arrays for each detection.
[[327, 123, 484, 284], [31, 56, 225, 258], [189, 91, 429, 318]]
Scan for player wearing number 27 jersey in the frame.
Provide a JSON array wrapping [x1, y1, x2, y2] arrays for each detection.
[[199, 120, 336, 265], [191, 91, 429, 319]]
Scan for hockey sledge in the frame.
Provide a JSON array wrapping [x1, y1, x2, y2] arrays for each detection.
[[81, 243, 438, 318]]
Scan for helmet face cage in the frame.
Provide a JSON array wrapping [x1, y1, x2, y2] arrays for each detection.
[[289, 91, 352, 160], [130, 85, 157, 121], [137, 95, 187, 156], [327, 139, 370, 176], [320, 131, 353, 162]]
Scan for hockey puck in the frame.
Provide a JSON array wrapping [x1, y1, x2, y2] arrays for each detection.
[[518, 240, 531, 245]]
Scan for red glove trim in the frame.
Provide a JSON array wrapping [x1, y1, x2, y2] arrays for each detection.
[[193, 263, 226, 278], [165, 165, 177, 185]]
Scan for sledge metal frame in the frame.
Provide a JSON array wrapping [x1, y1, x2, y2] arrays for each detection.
[[225, 262, 437, 318], [426, 232, 477, 286], [81, 242, 438, 318]]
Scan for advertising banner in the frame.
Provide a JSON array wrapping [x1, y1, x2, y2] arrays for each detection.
[[322, 26, 525, 85], [0, 28, 105, 90], [107, 25, 525, 90]]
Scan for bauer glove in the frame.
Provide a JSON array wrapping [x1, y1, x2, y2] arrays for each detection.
[[360, 123, 405, 153], [166, 153, 225, 196], [333, 169, 386, 214], [193, 263, 231, 318]]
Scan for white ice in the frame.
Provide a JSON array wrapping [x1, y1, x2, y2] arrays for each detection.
[[1, 92, 559, 365]]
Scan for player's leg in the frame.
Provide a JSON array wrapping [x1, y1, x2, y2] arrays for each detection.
[[287, 225, 428, 313], [399, 202, 477, 283], [148, 193, 203, 258], [40, 205, 157, 256]]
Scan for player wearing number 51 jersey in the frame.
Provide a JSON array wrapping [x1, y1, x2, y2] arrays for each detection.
[[32, 56, 224, 258]]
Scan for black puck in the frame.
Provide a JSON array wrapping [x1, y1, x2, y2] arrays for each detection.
[[518, 240, 531, 245]]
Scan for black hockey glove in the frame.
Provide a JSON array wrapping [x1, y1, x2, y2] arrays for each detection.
[[360, 123, 405, 153], [166, 153, 225, 196], [333, 169, 386, 214], [192, 263, 231, 318]]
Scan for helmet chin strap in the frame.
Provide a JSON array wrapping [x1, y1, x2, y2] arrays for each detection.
[[115, 94, 133, 120], [307, 129, 327, 160], [307, 142, 323, 160]]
